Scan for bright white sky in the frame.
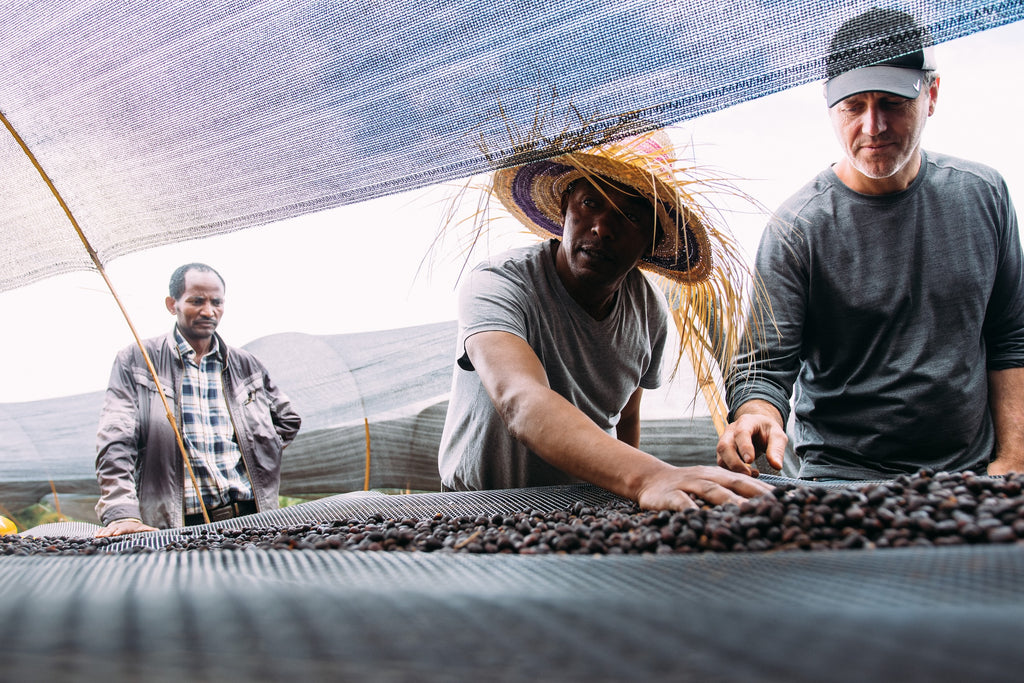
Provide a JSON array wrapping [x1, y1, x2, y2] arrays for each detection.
[[2, 21, 1022, 404]]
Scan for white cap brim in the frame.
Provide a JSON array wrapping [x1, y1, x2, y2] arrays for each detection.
[[825, 65, 928, 107]]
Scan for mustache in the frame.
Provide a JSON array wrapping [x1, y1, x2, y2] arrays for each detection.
[[857, 134, 895, 145]]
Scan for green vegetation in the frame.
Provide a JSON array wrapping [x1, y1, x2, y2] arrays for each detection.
[[2, 502, 88, 533], [0, 491, 433, 534]]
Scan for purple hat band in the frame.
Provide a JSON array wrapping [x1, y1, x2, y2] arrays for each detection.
[[509, 159, 573, 237], [507, 157, 703, 274]]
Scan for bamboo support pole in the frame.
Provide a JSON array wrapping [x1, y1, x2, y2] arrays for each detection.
[[363, 417, 372, 491], [1, 109, 210, 525], [48, 479, 65, 521]]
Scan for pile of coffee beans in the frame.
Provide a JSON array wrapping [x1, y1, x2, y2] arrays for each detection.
[[3, 470, 1024, 556]]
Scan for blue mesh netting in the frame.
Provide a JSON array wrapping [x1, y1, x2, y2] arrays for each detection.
[[1, 1, 1021, 290]]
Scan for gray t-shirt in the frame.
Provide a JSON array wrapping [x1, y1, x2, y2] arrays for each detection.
[[438, 239, 669, 490], [727, 151, 1024, 479]]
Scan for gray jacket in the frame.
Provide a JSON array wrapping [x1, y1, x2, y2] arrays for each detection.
[[95, 330, 301, 527]]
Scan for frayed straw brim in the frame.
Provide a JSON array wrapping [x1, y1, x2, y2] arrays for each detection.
[[434, 124, 761, 392], [492, 141, 713, 284]]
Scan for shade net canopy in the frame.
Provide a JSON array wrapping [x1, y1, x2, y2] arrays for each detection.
[[2, 0, 1021, 291]]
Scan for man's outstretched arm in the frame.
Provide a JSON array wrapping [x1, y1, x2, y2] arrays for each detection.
[[466, 330, 773, 510]]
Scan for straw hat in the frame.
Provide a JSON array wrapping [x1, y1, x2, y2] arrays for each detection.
[[491, 129, 713, 284], [437, 123, 757, 381]]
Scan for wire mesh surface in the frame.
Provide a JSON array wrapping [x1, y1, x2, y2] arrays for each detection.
[[4, 482, 1024, 681], [1, 545, 1022, 682], [13, 477, 891, 547], [24, 483, 627, 546]]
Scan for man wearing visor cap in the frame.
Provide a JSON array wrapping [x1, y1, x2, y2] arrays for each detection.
[[719, 8, 1024, 480]]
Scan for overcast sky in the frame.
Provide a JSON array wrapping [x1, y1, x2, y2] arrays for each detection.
[[2, 20, 1022, 404]]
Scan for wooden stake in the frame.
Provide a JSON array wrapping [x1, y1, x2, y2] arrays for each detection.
[[1, 109, 209, 525], [363, 417, 372, 491]]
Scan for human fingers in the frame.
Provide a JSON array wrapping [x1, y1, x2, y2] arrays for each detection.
[[95, 523, 124, 538], [719, 470, 775, 498], [637, 466, 777, 511], [94, 520, 153, 537], [636, 482, 699, 512], [696, 466, 775, 503], [988, 461, 1014, 476], [657, 468, 770, 509], [664, 489, 700, 512], [691, 480, 748, 507], [715, 426, 755, 476], [763, 425, 788, 471], [988, 452, 1024, 476]]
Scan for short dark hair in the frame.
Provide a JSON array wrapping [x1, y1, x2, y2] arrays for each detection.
[[168, 263, 225, 299]]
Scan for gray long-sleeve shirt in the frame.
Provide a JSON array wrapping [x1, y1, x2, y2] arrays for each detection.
[[727, 151, 1024, 479]]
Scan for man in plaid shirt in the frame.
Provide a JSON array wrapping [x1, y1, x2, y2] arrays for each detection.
[[95, 263, 301, 535]]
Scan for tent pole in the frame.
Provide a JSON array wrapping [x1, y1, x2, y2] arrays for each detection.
[[1, 109, 210, 525], [363, 417, 372, 491]]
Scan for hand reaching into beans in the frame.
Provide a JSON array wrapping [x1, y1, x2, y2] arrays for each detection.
[[635, 465, 775, 511], [95, 519, 158, 537], [717, 400, 787, 476]]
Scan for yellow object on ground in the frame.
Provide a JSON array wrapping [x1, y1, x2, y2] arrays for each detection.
[[0, 515, 17, 535]]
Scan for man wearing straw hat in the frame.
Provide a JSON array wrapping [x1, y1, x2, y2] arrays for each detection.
[[94, 263, 301, 535], [719, 8, 1024, 480], [438, 129, 773, 510]]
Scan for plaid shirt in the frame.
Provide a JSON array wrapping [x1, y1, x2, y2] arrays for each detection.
[[175, 329, 253, 514]]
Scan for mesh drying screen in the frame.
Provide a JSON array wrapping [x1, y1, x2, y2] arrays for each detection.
[[0, 545, 1022, 682], [5, 481, 1024, 681]]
